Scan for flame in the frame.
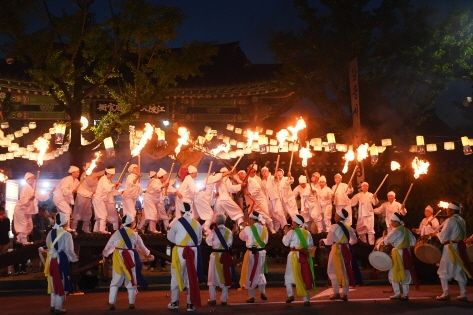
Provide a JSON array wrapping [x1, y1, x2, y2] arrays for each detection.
[[0, 172, 8, 183], [287, 117, 306, 142], [246, 129, 259, 147], [412, 156, 430, 179], [131, 123, 154, 157], [174, 126, 190, 156], [299, 145, 313, 167], [356, 143, 369, 162], [210, 143, 230, 156], [34, 136, 49, 167], [85, 152, 102, 176], [438, 201, 449, 209], [390, 161, 401, 171], [342, 145, 355, 174], [276, 129, 289, 148]]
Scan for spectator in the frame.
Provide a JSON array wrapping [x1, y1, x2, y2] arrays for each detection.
[[32, 206, 52, 241], [0, 207, 10, 276]]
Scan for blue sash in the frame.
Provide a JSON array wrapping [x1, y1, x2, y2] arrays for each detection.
[[214, 227, 229, 251], [178, 217, 205, 282], [51, 229, 73, 292], [118, 228, 147, 288]]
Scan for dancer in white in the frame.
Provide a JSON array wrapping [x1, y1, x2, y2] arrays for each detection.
[[52, 166, 80, 231], [332, 173, 354, 226], [122, 164, 141, 218]]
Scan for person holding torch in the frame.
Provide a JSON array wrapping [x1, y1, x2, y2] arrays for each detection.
[[350, 182, 379, 245], [52, 166, 80, 232]]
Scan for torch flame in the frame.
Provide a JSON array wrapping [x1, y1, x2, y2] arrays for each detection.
[[276, 129, 289, 148], [34, 136, 49, 167], [411, 156, 430, 179], [0, 172, 8, 183], [299, 144, 313, 168], [390, 161, 401, 171], [210, 143, 230, 156], [85, 152, 102, 176], [287, 117, 306, 142], [356, 143, 369, 162], [342, 146, 355, 174], [438, 201, 449, 209], [246, 129, 259, 148], [131, 123, 154, 157], [174, 126, 190, 156]]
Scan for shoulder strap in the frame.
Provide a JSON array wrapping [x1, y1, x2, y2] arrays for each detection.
[[178, 217, 199, 246], [337, 222, 350, 241], [294, 227, 308, 249], [119, 228, 133, 249], [214, 227, 229, 251], [250, 224, 266, 248]]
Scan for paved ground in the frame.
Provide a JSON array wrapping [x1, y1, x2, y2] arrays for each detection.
[[1, 285, 472, 315]]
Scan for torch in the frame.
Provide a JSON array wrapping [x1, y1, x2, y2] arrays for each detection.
[[342, 146, 355, 174], [174, 126, 190, 157], [287, 117, 306, 174], [374, 160, 401, 196], [85, 152, 102, 176], [401, 157, 430, 206], [204, 160, 214, 186]]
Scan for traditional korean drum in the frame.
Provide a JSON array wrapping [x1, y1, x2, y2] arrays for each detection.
[[368, 237, 393, 271], [414, 236, 442, 264]]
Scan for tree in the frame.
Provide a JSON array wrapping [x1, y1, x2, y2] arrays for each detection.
[[0, 0, 214, 165], [270, 0, 473, 138]]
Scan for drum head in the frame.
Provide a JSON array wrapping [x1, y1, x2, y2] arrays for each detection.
[[369, 251, 392, 271], [414, 243, 442, 264]]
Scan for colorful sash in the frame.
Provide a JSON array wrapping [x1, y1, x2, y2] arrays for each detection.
[[336, 222, 355, 286], [290, 228, 315, 296], [44, 228, 72, 296], [391, 225, 417, 283], [214, 227, 233, 286], [118, 228, 147, 287], [239, 225, 268, 288]]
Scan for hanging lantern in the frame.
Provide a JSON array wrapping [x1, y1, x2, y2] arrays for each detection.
[[265, 129, 273, 136], [234, 128, 242, 134], [369, 145, 379, 165], [444, 142, 455, 150], [416, 135, 425, 154], [0, 122, 9, 129], [327, 133, 336, 153], [461, 136, 472, 155], [381, 138, 392, 146], [21, 126, 29, 134], [14, 130, 23, 138], [28, 122, 37, 129], [103, 136, 115, 157], [426, 143, 437, 152], [226, 124, 234, 131], [54, 122, 67, 144]]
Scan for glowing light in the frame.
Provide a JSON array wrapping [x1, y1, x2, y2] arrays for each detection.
[[131, 123, 154, 157], [174, 126, 190, 156], [411, 156, 430, 179], [246, 129, 259, 148], [342, 146, 355, 174], [299, 145, 313, 167], [162, 120, 170, 127], [85, 152, 102, 176], [356, 143, 369, 162], [33, 136, 49, 167], [276, 129, 289, 148], [210, 143, 230, 156], [287, 117, 306, 142], [80, 116, 89, 131], [390, 161, 401, 171], [438, 201, 449, 209]]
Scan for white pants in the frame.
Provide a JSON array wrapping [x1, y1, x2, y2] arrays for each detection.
[[50, 293, 65, 310], [109, 271, 137, 305], [72, 195, 92, 232], [248, 284, 266, 298], [122, 197, 137, 218], [268, 198, 287, 231], [438, 244, 468, 297], [285, 284, 310, 301], [209, 285, 229, 302], [321, 203, 333, 231]]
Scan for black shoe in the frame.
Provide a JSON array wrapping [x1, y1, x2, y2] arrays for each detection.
[[246, 297, 255, 303], [304, 301, 311, 307], [221, 301, 227, 306], [186, 304, 195, 312], [207, 300, 216, 306], [260, 293, 268, 300], [286, 296, 295, 304], [167, 302, 179, 310], [128, 304, 135, 309], [109, 304, 115, 311]]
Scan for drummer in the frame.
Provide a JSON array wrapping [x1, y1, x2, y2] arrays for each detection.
[[384, 213, 416, 301], [413, 205, 439, 237], [374, 191, 406, 233]]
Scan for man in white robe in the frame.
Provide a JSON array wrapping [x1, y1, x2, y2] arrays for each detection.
[[72, 166, 102, 233], [53, 166, 80, 231], [316, 176, 333, 232], [214, 167, 245, 228], [194, 170, 221, 234], [260, 167, 286, 231], [122, 164, 142, 218], [332, 173, 354, 226], [307, 172, 323, 233], [292, 175, 310, 221], [413, 205, 440, 236], [246, 165, 275, 233], [92, 167, 120, 234], [175, 165, 198, 220], [351, 182, 379, 245], [374, 191, 407, 232], [140, 169, 165, 234], [275, 169, 298, 218]]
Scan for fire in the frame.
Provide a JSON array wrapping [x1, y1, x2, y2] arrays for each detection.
[[34, 136, 49, 167], [210, 143, 230, 156], [288, 117, 306, 142], [390, 161, 401, 171], [0, 172, 8, 183], [299, 145, 313, 167], [438, 201, 449, 209], [356, 143, 369, 162], [131, 123, 154, 157], [85, 152, 102, 176], [174, 126, 190, 156], [276, 129, 289, 148], [412, 156, 430, 179], [246, 129, 259, 147], [342, 146, 355, 174]]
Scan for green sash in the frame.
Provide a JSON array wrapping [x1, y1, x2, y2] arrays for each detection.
[[294, 227, 316, 284], [250, 225, 266, 248]]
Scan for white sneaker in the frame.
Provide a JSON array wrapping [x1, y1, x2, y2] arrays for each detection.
[[186, 304, 195, 312], [167, 302, 178, 310]]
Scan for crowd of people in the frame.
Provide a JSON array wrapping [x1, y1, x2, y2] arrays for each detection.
[[1, 162, 472, 313]]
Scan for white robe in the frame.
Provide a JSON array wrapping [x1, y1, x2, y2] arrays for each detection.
[[317, 185, 333, 231], [437, 214, 468, 284], [193, 174, 221, 222], [332, 182, 353, 226], [214, 177, 244, 222], [418, 217, 440, 236], [93, 176, 118, 221], [142, 178, 165, 222], [175, 175, 197, 217], [53, 175, 79, 215], [292, 185, 311, 221], [307, 183, 322, 223], [239, 223, 268, 289], [261, 175, 287, 229], [374, 200, 407, 231], [206, 225, 233, 287], [73, 174, 99, 223], [278, 177, 299, 218], [283, 228, 314, 286], [122, 174, 142, 218], [247, 176, 272, 224], [384, 226, 416, 285], [351, 191, 378, 235], [13, 183, 48, 237]]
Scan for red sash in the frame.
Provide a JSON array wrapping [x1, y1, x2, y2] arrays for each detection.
[[402, 248, 418, 285], [121, 249, 136, 285], [220, 252, 233, 286], [49, 258, 65, 296], [249, 251, 259, 287], [182, 247, 201, 306], [298, 250, 313, 290], [340, 243, 356, 286]]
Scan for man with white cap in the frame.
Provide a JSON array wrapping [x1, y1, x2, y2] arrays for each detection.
[[13, 172, 49, 244], [260, 166, 287, 231], [175, 165, 198, 219], [275, 169, 299, 219], [283, 214, 314, 306], [93, 167, 120, 234], [53, 166, 80, 231], [167, 202, 203, 312], [292, 175, 310, 221], [436, 202, 471, 301], [239, 211, 269, 303], [72, 165, 103, 233], [414, 205, 439, 236], [332, 173, 354, 226], [316, 175, 334, 232], [307, 172, 323, 233], [322, 208, 357, 301], [351, 182, 379, 245], [206, 213, 233, 306], [43, 213, 78, 313], [246, 164, 275, 233], [374, 191, 407, 233], [194, 167, 222, 235], [140, 168, 172, 233], [214, 167, 245, 229], [122, 164, 142, 219], [103, 214, 153, 310], [383, 212, 416, 300]]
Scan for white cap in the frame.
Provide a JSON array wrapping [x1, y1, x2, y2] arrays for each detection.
[[261, 166, 269, 172], [128, 164, 138, 173], [336, 208, 349, 220], [105, 167, 116, 175], [149, 171, 157, 178], [448, 202, 461, 211], [298, 175, 307, 184], [361, 181, 369, 187], [391, 212, 403, 223], [293, 214, 305, 225], [334, 173, 342, 178], [387, 191, 396, 197], [24, 172, 35, 180], [68, 165, 80, 173], [237, 170, 246, 175], [121, 214, 134, 226], [53, 212, 69, 229], [220, 167, 229, 173], [187, 165, 197, 174], [425, 205, 433, 213], [276, 168, 284, 175], [156, 168, 167, 178], [319, 175, 327, 183]]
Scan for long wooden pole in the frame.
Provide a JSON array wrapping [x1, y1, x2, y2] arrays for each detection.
[[401, 182, 414, 206], [117, 161, 130, 184], [288, 149, 295, 174], [274, 154, 280, 173], [33, 169, 40, 196], [230, 155, 243, 173], [347, 165, 359, 186], [374, 173, 389, 195], [205, 160, 214, 185]]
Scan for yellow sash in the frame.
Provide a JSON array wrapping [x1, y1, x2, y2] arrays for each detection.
[[213, 229, 230, 284], [239, 226, 268, 288], [331, 229, 348, 288], [111, 228, 134, 282], [447, 243, 472, 279], [391, 226, 410, 283], [171, 219, 198, 291]]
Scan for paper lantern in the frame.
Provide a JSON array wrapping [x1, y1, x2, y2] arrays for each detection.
[[226, 124, 234, 131], [14, 130, 23, 138], [21, 126, 29, 134], [244, 147, 252, 154], [229, 139, 237, 146], [54, 123, 67, 145], [269, 146, 278, 153], [234, 128, 242, 134], [381, 138, 392, 146], [310, 138, 322, 148], [6, 153, 14, 160], [28, 122, 37, 129], [0, 122, 9, 129], [326, 133, 336, 152], [7, 143, 19, 152], [377, 146, 386, 153], [426, 144, 437, 152], [444, 142, 455, 150], [269, 139, 277, 146], [409, 145, 417, 153], [265, 129, 273, 136], [416, 135, 425, 154], [236, 142, 244, 149], [336, 144, 348, 152], [0, 154, 6, 161], [461, 136, 472, 155]]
